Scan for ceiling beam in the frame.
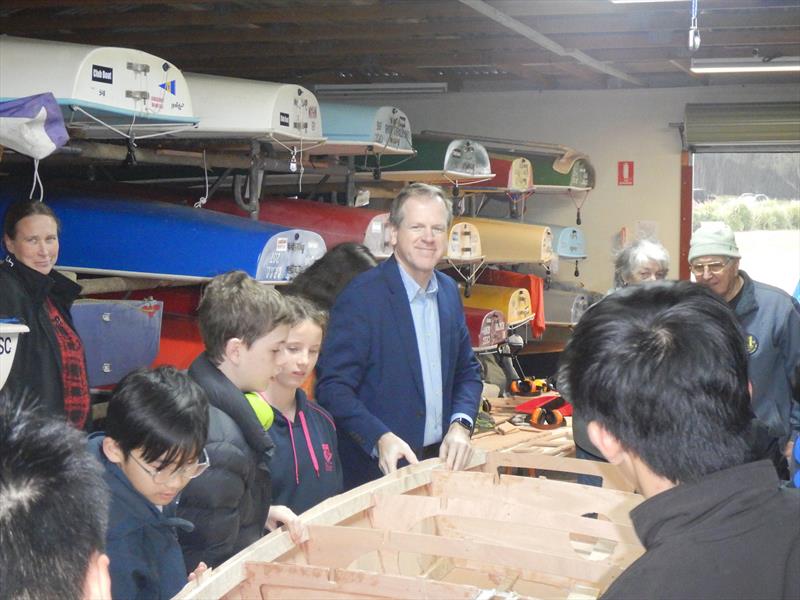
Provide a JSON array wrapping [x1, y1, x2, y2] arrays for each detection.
[[27, 19, 512, 47], [490, 0, 800, 15], [457, 0, 645, 86], [5, 3, 796, 36], [138, 43, 800, 82], [0, 0, 223, 7], [0, 2, 480, 33], [151, 37, 800, 64]]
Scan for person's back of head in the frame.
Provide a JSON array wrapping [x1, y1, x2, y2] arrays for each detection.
[[198, 270, 291, 365], [558, 280, 752, 484], [283, 242, 377, 310], [104, 366, 209, 471], [0, 398, 110, 600]]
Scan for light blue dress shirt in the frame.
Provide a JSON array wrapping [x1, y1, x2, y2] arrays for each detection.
[[398, 265, 472, 446]]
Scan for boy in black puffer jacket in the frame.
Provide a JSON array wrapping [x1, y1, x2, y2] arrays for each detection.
[[177, 271, 291, 569]]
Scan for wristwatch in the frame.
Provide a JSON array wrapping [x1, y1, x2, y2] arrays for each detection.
[[451, 417, 474, 436]]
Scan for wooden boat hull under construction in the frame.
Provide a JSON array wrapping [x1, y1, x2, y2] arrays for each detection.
[[175, 451, 643, 600]]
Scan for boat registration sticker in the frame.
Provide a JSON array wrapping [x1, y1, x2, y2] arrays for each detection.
[[276, 237, 288, 252]]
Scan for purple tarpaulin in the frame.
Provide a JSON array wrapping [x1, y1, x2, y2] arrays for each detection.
[[0, 92, 69, 159]]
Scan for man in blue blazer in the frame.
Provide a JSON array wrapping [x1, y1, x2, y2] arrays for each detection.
[[317, 183, 483, 489]]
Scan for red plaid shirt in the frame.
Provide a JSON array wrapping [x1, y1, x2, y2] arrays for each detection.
[[45, 298, 90, 428]]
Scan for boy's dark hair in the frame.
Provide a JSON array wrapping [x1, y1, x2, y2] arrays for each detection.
[[105, 366, 209, 467], [2, 200, 60, 247], [198, 270, 291, 365], [558, 280, 752, 484], [283, 242, 377, 310], [0, 400, 109, 600]]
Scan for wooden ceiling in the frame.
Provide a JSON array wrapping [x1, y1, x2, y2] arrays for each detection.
[[1, 0, 799, 92]]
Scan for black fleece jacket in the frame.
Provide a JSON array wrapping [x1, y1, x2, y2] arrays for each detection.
[[0, 254, 82, 419], [177, 352, 274, 569], [602, 460, 800, 600]]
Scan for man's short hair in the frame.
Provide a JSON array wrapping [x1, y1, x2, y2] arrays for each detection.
[[105, 366, 210, 467], [558, 281, 752, 484], [388, 182, 453, 229], [198, 270, 291, 365], [0, 400, 109, 600]]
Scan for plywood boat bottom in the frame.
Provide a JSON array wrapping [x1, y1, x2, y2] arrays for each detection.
[[177, 451, 644, 600]]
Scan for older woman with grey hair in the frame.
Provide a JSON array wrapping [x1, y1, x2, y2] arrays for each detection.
[[573, 236, 671, 486], [613, 238, 670, 289]]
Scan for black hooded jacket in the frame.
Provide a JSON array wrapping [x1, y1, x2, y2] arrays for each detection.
[[176, 352, 274, 569], [0, 254, 82, 418], [602, 460, 800, 599]]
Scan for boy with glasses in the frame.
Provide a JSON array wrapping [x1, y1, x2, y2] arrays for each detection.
[[689, 221, 800, 460], [89, 366, 210, 600]]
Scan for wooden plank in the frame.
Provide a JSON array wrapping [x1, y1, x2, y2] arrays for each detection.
[[482, 453, 635, 492], [429, 470, 642, 522], [369, 493, 641, 549], [302, 524, 625, 586], [234, 562, 502, 600], [473, 430, 571, 453]]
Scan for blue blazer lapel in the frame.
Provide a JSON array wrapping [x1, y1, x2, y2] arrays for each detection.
[[382, 257, 425, 399]]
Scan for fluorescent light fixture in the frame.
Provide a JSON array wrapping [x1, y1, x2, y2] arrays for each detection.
[[314, 82, 447, 97], [690, 56, 800, 74], [610, 0, 686, 3]]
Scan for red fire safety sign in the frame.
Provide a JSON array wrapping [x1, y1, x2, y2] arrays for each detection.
[[618, 161, 634, 185]]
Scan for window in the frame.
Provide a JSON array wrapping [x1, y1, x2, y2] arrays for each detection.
[[692, 153, 800, 296]]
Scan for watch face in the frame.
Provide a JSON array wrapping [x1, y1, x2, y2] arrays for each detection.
[[454, 418, 473, 434]]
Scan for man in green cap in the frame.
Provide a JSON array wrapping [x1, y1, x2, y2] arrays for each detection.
[[689, 221, 800, 459]]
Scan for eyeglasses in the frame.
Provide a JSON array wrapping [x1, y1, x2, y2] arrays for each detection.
[[690, 259, 731, 276], [129, 448, 210, 485]]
